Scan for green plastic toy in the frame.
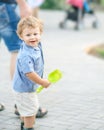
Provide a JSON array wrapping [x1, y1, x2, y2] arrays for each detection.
[[36, 69, 62, 93]]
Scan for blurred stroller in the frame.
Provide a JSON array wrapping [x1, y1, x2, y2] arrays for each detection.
[[59, 0, 99, 30]]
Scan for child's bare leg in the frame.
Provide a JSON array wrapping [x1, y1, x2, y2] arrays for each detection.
[[24, 116, 35, 129]]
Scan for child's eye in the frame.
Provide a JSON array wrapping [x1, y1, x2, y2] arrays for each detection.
[[34, 33, 38, 36], [26, 34, 31, 36]]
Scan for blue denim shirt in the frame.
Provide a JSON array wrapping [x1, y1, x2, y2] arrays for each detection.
[[13, 42, 44, 92]]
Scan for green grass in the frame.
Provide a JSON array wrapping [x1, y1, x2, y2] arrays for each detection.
[[95, 48, 104, 57]]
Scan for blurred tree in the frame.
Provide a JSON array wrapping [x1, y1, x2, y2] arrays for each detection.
[[41, 0, 65, 10], [100, 0, 104, 6]]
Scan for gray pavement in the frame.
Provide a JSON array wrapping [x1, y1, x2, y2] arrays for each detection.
[[0, 10, 104, 130]]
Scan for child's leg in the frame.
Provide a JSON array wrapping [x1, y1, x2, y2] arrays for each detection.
[[23, 116, 35, 129]]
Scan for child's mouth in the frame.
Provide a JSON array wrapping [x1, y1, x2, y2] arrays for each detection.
[[30, 41, 36, 44]]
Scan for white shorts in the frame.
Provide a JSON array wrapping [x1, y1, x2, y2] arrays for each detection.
[[13, 91, 39, 117]]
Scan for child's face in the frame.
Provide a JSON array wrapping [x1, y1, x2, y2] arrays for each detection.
[[21, 27, 41, 47]]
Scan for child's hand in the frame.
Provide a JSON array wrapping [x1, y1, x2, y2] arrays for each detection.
[[41, 79, 51, 88]]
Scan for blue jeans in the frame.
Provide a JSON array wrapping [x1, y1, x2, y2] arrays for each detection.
[[0, 2, 22, 52]]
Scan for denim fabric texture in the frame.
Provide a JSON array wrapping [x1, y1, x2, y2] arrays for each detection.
[[0, 2, 22, 52]]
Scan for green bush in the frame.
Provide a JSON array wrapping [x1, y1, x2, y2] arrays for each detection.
[[96, 48, 104, 57], [41, 0, 64, 10]]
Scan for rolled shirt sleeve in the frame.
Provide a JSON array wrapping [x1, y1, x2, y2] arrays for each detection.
[[18, 56, 34, 74]]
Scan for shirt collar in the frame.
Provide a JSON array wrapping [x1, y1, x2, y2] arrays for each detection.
[[21, 42, 40, 51]]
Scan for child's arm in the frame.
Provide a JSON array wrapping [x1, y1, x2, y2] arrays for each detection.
[[26, 72, 51, 88]]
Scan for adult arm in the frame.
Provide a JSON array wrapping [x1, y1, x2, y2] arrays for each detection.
[[16, 0, 32, 18]]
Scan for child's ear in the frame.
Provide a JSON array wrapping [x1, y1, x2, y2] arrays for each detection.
[[19, 35, 23, 40], [16, 31, 23, 40]]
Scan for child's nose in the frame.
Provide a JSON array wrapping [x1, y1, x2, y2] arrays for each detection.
[[31, 35, 35, 38]]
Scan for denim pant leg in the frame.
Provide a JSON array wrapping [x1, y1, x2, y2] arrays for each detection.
[[0, 3, 22, 52]]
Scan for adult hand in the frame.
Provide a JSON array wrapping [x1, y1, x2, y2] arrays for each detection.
[[16, 0, 33, 18]]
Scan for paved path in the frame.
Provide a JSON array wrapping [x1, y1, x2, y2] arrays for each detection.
[[0, 10, 104, 130]]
